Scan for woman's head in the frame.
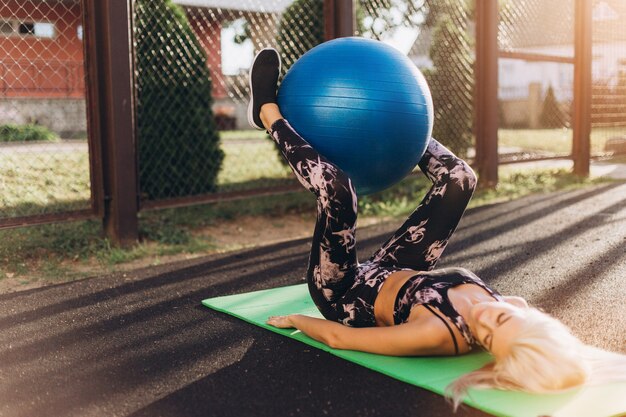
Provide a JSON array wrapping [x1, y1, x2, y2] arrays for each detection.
[[450, 304, 592, 408], [486, 306, 589, 390], [468, 299, 529, 360]]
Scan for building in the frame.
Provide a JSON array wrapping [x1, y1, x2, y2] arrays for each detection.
[[174, 0, 293, 129], [405, 1, 626, 129], [0, 0, 294, 135], [0, 0, 85, 136]]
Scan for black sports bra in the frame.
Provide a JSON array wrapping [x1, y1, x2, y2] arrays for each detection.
[[393, 267, 503, 354]]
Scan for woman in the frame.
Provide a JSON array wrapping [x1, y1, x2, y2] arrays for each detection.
[[248, 48, 626, 406]]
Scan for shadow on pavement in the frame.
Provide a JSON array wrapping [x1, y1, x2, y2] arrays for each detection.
[[0, 182, 624, 417]]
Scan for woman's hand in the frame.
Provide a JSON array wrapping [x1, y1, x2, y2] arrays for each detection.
[[266, 315, 295, 328]]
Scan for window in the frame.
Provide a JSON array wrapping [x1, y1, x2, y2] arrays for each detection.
[[0, 21, 13, 35], [221, 18, 254, 76], [0, 20, 55, 38], [33, 22, 55, 38], [19, 22, 35, 35]]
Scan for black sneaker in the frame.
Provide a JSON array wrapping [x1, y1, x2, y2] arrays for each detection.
[[247, 48, 281, 130]]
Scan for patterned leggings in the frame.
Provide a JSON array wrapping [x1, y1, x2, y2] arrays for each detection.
[[270, 119, 477, 325]]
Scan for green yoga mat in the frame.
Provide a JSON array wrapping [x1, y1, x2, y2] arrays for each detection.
[[202, 284, 626, 417]]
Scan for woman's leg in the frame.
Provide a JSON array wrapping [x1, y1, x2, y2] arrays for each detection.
[[248, 48, 357, 320], [369, 138, 477, 271], [264, 106, 359, 320], [249, 49, 357, 319]]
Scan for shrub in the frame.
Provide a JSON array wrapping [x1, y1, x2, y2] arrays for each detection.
[[0, 124, 58, 142], [270, 0, 325, 165], [276, 0, 325, 74], [134, 0, 224, 199], [540, 85, 566, 128], [423, 13, 474, 157]]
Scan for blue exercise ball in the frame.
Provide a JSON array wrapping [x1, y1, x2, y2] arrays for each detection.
[[277, 37, 433, 195]]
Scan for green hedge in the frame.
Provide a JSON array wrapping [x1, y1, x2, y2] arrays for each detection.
[[135, 0, 224, 200], [0, 124, 58, 142], [540, 86, 566, 128], [276, 0, 325, 73], [423, 13, 473, 158]]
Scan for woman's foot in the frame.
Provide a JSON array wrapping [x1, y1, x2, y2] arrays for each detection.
[[248, 48, 281, 130]]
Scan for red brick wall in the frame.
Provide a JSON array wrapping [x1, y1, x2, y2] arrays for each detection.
[[0, 0, 84, 98], [0, 2, 227, 100], [189, 15, 227, 100]]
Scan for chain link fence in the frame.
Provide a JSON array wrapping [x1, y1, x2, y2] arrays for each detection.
[[0, 0, 92, 224], [497, 0, 576, 161], [356, 0, 475, 158], [134, 0, 298, 205], [2, 0, 625, 228], [133, 0, 476, 206], [498, 0, 626, 161], [591, 0, 626, 156]]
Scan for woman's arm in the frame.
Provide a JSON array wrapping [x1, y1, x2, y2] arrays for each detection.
[[267, 314, 447, 356], [267, 314, 341, 347]]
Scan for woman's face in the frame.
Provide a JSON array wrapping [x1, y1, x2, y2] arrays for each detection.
[[468, 301, 526, 358]]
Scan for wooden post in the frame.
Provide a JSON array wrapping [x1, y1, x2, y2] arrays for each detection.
[[573, 0, 592, 177], [83, 0, 139, 246], [474, 0, 499, 187], [324, 0, 354, 40]]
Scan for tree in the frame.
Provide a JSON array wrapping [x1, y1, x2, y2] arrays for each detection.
[[276, 0, 325, 74], [271, 0, 474, 158], [270, 0, 326, 165], [356, 0, 427, 37], [355, 0, 473, 36], [423, 12, 474, 157], [540, 85, 565, 128], [358, 0, 475, 156], [134, 0, 224, 199]]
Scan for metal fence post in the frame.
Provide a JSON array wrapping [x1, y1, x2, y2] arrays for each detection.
[[474, 0, 499, 187], [324, 0, 354, 40], [83, 0, 139, 246], [573, 0, 592, 177]]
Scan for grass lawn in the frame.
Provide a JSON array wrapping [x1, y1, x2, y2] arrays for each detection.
[[499, 126, 626, 154], [220, 130, 268, 141], [2, 127, 625, 217], [218, 135, 291, 190], [0, 151, 91, 218], [0, 131, 290, 217]]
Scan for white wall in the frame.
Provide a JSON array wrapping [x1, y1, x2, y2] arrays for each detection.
[[499, 41, 626, 102]]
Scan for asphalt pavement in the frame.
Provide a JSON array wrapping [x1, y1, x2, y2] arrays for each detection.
[[1, 182, 625, 417]]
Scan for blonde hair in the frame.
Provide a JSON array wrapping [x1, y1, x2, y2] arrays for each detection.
[[446, 307, 626, 410]]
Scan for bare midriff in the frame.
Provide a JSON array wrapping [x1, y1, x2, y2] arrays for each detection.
[[373, 270, 418, 327]]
